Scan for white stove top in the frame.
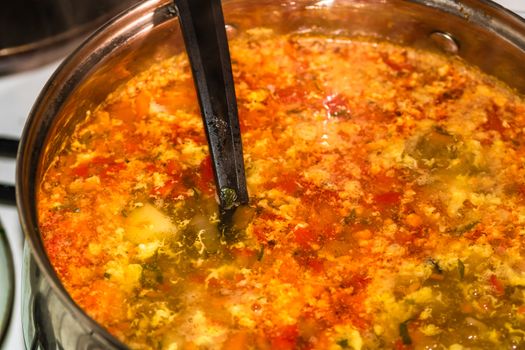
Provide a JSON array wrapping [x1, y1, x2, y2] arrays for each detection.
[[0, 60, 60, 350], [498, 0, 525, 12], [0, 1, 523, 349]]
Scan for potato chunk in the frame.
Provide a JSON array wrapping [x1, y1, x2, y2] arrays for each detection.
[[125, 204, 178, 243]]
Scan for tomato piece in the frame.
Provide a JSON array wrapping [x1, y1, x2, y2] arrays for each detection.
[[200, 155, 214, 183], [193, 155, 215, 194], [165, 159, 180, 175], [276, 175, 302, 195], [305, 257, 324, 273], [100, 162, 126, 179], [294, 226, 318, 248], [71, 157, 126, 179], [374, 191, 401, 206], [145, 163, 158, 173], [323, 93, 349, 118], [270, 325, 298, 349], [252, 226, 267, 242], [72, 163, 90, 178], [276, 85, 308, 104], [482, 110, 505, 134], [489, 275, 505, 296]]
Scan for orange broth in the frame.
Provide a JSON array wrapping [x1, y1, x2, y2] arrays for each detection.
[[38, 29, 525, 349]]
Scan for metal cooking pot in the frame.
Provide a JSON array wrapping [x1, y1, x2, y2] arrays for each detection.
[[0, 0, 142, 75], [16, 0, 525, 348]]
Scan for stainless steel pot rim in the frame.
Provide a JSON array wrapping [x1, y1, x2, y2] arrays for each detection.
[[0, 220, 15, 348], [15, 0, 525, 348]]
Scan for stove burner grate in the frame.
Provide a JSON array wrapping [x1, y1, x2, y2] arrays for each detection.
[[0, 137, 18, 206]]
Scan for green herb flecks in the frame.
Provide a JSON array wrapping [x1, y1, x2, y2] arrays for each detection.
[[344, 208, 357, 225], [399, 319, 412, 345], [141, 260, 164, 288], [336, 339, 349, 348], [453, 221, 480, 235], [285, 108, 304, 115], [458, 259, 465, 280], [257, 245, 265, 261], [220, 187, 239, 210], [427, 258, 443, 274]]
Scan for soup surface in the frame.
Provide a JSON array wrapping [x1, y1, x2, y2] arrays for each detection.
[[39, 28, 525, 349]]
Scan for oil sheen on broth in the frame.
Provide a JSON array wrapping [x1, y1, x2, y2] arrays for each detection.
[[38, 28, 525, 349]]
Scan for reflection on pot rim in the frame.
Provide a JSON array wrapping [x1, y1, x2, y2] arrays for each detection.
[[0, 220, 14, 348]]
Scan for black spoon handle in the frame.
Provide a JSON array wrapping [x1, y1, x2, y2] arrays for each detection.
[[174, 0, 248, 210]]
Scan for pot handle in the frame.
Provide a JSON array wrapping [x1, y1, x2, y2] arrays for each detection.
[[0, 137, 18, 206]]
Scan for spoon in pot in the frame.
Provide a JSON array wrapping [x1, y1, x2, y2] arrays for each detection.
[[173, 0, 248, 220]]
